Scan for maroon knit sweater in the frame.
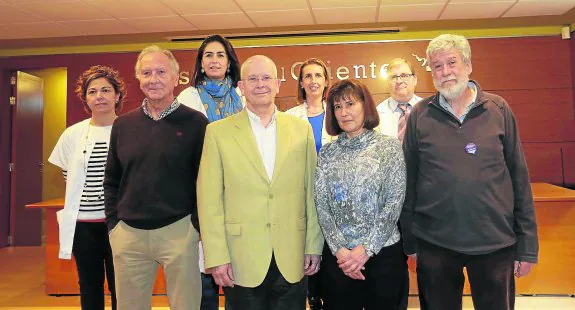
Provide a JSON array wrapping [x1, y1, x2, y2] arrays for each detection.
[[104, 105, 208, 233]]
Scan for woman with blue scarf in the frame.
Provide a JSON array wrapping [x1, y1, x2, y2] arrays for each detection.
[[178, 34, 243, 123], [177, 34, 242, 310]]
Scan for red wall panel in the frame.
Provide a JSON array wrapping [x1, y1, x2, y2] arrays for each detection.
[[523, 145, 564, 185], [562, 144, 575, 187], [0, 35, 574, 185]]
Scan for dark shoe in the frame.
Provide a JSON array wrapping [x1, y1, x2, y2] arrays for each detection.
[[308, 296, 323, 310]]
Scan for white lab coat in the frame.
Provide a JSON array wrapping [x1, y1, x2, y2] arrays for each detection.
[[48, 118, 96, 259]]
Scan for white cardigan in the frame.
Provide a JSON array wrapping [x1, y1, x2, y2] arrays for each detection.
[[286, 101, 336, 147]]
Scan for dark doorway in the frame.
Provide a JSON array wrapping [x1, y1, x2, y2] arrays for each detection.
[[9, 71, 44, 246]]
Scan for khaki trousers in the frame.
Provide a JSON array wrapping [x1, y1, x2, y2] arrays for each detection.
[[109, 215, 201, 310]]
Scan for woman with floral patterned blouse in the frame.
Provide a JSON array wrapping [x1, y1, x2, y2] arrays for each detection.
[[314, 78, 408, 310]]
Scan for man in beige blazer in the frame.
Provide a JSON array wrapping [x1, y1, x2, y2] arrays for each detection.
[[198, 55, 324, 310]]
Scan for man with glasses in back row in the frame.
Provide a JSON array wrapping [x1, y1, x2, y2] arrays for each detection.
[[376, 58, 422, 144], [197, 55, 324, 310], [376, 57, 422, 310]]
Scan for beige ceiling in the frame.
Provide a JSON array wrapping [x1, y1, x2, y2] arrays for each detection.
[[1, 0, 575, 49]]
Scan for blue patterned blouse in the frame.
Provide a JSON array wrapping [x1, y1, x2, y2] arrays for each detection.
[[314, 129, 406, 256]]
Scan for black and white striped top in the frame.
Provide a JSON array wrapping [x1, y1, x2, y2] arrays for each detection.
[[80, 141, 108, 213], [62, 125, 112, 221]]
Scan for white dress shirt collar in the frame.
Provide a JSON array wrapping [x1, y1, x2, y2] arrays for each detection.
[[246, 105, 278, 128], [246, 106, 278, 182]]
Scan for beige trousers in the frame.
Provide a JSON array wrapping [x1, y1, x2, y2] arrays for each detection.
[[109, 215, 201, 310]]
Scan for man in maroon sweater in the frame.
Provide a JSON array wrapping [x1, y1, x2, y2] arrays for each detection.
[[104, 45, 208, 310]]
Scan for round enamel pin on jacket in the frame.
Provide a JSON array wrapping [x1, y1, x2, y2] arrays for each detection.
[[465, 143, 477, 155]]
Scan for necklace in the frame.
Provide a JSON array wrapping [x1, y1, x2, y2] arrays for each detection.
[[82, 120, 91, 171], [306, 102, 324, 117], [82, 120, 105, 202]]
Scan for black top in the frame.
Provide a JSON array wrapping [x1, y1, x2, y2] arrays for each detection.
[[400, 81, 538, 263], [104, 105, 208, 232]]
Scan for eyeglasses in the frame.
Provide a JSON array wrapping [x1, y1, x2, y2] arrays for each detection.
[[390, 73, 415, 81], [244, 75, 276, 85]]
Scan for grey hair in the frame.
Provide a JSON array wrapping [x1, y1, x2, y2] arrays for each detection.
[[426, 34, 471, 64], [135, 45, 180, 80]]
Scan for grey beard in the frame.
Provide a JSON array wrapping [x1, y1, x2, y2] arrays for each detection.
[[434, 76, 469, 101]]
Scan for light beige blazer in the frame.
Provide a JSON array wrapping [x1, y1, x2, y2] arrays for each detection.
[[198, 109, 324, 287]]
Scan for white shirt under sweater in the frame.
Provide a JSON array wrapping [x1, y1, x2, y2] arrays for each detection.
[[70, 125, 111, 220], [246, 106, 277, 182]]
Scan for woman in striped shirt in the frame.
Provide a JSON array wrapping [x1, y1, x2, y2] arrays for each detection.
[[49, 65, 126, 310]]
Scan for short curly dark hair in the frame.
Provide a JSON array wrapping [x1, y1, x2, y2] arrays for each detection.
[[75, 65, 127, 114]]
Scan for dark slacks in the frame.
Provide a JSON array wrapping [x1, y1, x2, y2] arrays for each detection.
[[396, 224, 409, 310], [321, 241, 408, 310], [223, 255, 306, 310], [416, 238, 515, 310], [307, 269, 323, 308], [200, 273, 219, 310], [307, 273, 321, 297], [72, 221, 117, 310]]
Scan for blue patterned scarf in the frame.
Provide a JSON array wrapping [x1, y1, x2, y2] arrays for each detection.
[[197, 76, 242, 122]]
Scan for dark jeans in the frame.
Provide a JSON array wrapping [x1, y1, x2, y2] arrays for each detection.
[[416, 238, 515, 310], [321, 241, 408, 310], [223, 255, 306, 310], [72, 221, 116, 310], [201, 273, 219, 310]]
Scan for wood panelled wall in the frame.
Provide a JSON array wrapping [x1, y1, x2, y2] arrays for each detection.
[[1, 36, 574, 187]]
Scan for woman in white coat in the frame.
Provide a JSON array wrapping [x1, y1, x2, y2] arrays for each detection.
[[287, 58, 335, 153], [49, 65, 126, 310], [286, 57, 334, 310], [177, 34, 242, 310]]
